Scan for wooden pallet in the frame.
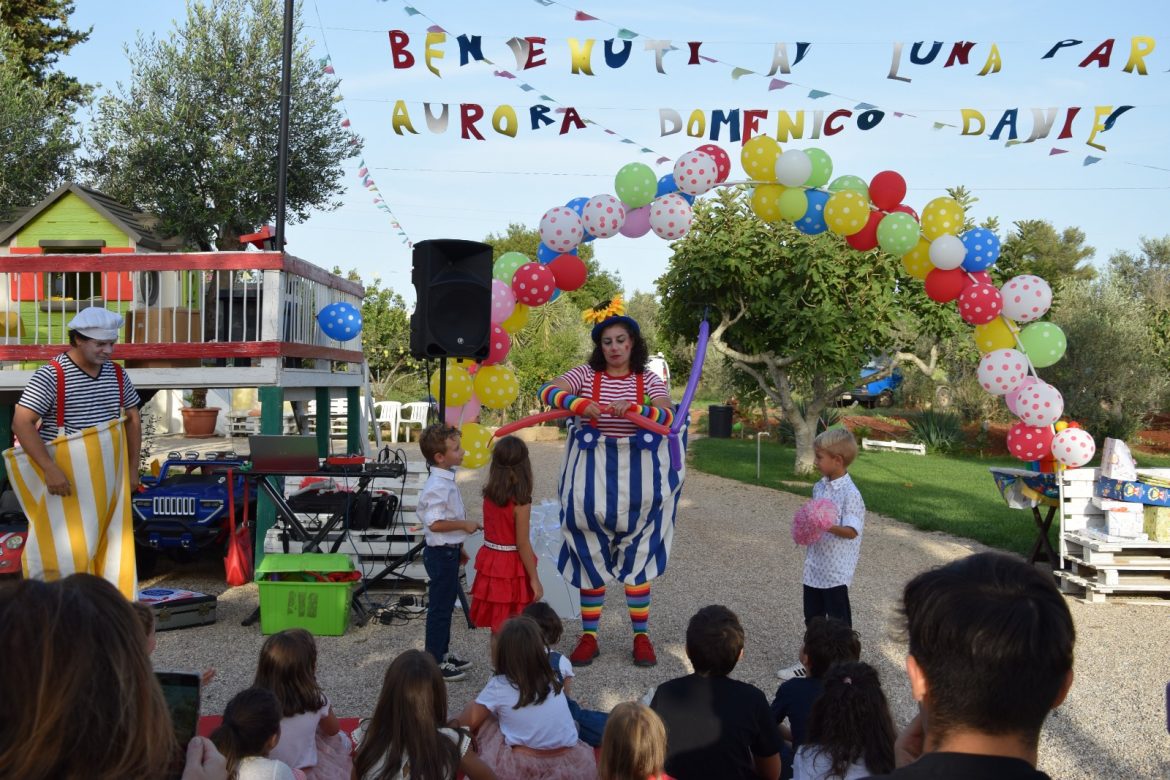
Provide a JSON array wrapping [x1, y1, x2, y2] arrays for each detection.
[[1057, 570, 1170, 604], [1063, 555, 1170, 586], [861, 438, 925, 455]]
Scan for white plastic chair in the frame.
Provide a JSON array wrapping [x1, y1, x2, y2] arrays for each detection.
[[397, 401, 430, 441], [375, 401, 402, 443]]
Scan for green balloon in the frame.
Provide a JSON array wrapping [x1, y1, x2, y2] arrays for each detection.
[[876, 212, 920, 256], [614, 162, 657, 208], [1019, 322, 1067, 368], [803, 148, 833, 188], [829, 175, 869, 199], [493, 251, 528, 284], [777, 188, 809, 221]]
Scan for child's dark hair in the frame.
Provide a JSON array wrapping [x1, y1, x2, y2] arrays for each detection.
[[685, 604, 743, 676], [419, 423, 457, 466], [901, 551, 1075, 742], [493, 616, 562, 707], [805, 662, 896, 777], [252, 628, 327, 717], [210, 687, 283, 779], [802, 616, 861, 678], [483, 435, 533, 506], [353, 650, 461, 780], [131, 601, 155, 639], [521, 601, 563, 646]]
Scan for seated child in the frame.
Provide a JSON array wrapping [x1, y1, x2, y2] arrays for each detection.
[[455, 615, 596, 779], [521, 601, 609, 747], [650, 605, 783, 780], [793, 662, 896, 780], [599, 702, 670, 780], [211, 687, 298, 780], [771, 617, 861, 779]]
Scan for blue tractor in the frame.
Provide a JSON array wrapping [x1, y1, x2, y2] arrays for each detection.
[[837, 362, 902, 409]]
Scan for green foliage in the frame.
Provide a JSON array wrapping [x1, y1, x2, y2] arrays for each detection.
[[1108, 236, 1170, 389], [778, 402, 841, 444], [0, 0, 91, 111], [0, 36, 76, 213], [85, 0, 359, 249], [908, 410, 964, 452], [507, 297, 589, 415], [995, 219, 1096, 287], [354, 274, 423, 398], [1044, 275, 1169, 442]]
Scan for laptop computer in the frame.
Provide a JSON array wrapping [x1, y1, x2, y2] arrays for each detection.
[[247, 435, 321, 472]]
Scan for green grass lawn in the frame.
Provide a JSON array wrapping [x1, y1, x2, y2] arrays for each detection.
[[691, 437, 1056, 555]]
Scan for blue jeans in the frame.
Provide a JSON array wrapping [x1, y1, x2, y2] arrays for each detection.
[[424, 545, 461, 663]]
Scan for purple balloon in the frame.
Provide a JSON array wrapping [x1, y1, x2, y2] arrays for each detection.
[[620, 204, 652, 238], [668, 318, 710, 470]]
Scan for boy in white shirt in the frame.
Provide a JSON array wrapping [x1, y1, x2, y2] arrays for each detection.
[[417, 424, 481, 681], [778, 427, 865, 681]]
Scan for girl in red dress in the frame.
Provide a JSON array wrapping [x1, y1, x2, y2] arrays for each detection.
[[470, 435, 543, 631]]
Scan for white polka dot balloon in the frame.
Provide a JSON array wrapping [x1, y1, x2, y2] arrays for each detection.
[[1014, 379, 1064, 427], [928, 234, 967, 271], [581, 194, 626, 239], [1000, 275, 1052, 324], [977, 348, 1028, 396], [957, 283, 1004, 326], [1004, 376, 1037, 416], [1051, 427, 1097, 468], [538, 206, 583, 254], [648, 193, 694, 240], [510, 262, 556, 306], [673, 151, 717, 196]]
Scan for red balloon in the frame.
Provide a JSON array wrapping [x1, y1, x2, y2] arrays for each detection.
[[891, 203, 919, 222], [696, 143, 732, 183], [1007, 422, 1055, 462], [511, 261, 556, 306], [484, 325, 511, 366], [869, 171, 907, 212], [965, 270, 993, 288], [924, 268, 966, 303], [548, 253, 587, 291], [957, 283, 1004, 325], [846, 210, 882, 251]]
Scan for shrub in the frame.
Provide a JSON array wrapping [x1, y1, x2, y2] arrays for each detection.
[[908, 410, 964, 453]]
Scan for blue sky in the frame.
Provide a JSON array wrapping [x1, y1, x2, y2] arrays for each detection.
[[64, 0, 1168, 305]]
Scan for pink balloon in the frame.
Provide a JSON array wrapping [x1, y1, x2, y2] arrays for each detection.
[[1007, 422, 1055, 462], [490, 279, 516, 324], [444, 393, 481, 426], [1004, 376, 1038, 416], [620, 204, 652, 238], [484, 325, 511, 366]]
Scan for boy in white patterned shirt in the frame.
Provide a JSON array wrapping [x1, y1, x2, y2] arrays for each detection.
[[777, 427, 865, 681]]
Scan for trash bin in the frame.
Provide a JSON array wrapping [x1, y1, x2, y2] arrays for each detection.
[[708, 405, 733, 438]]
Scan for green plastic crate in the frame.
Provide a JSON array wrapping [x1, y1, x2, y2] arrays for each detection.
[[255, 553, 355, 636]]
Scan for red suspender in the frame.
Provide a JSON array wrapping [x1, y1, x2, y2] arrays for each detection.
[[591, 371, 602, 428], [50, 359, 127, 431], [589, 370, 646, 427]]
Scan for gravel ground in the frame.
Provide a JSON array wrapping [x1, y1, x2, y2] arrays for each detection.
[[148, 438, 1170, 779]]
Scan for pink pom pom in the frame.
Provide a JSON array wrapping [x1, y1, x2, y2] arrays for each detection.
[[792, 498, 837, 545]]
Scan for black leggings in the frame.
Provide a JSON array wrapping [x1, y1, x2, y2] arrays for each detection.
[[803, 584, 852, 627]]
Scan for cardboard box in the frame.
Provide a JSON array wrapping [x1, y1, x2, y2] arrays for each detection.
[[1107, 510, 1145, 538], [124, 306, 202, 367], [1143, 505, 1170, 543], [1095, 477, 1170, 508]]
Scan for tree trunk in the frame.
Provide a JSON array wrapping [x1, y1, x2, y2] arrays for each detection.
[[792, 418, 817, 476]]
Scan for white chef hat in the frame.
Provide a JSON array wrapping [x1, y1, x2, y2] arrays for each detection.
[[67, 307, 124, 341]]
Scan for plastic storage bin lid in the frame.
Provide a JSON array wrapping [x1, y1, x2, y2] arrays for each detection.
[[255, 552, 354, 575]]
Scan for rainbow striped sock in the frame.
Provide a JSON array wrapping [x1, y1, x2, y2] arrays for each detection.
[[579, 586, 606, 636], [625, 582, 651, 635]]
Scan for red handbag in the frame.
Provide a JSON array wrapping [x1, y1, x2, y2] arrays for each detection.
[[224, 470, 253, 586]]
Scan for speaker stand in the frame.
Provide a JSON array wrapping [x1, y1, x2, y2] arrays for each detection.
[[438, 356, 447, 425]]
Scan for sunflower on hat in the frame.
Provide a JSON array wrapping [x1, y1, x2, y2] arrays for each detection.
[[583, 295, 625, 325]]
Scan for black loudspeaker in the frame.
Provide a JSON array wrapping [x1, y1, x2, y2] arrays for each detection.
[[410, 239, 493, 360]]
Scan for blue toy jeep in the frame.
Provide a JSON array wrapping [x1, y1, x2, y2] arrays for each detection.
[[133, 451, 255, 575]]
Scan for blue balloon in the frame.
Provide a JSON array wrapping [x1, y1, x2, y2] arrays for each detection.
[[961, 228, 1001, 271], [565, 196, 596, 243], [317, 301, 363, 342], [548, 288, 562, 303], [537, 243, 576, 264], [795, 189, 829, 235], [656, 174, 694, 205]]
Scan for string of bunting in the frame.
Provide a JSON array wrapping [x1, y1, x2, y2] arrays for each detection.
[[314, 1, 415, 249]]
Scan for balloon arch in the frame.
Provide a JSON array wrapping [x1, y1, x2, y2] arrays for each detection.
[[418, 138, 1096, 471]]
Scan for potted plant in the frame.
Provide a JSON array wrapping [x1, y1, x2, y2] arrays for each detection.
[[180, 388, 220, 438]]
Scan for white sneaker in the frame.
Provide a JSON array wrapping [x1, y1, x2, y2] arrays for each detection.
[[776, 662, 808, 681]]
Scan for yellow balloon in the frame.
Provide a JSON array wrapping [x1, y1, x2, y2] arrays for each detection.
[[750, 184, 786, 222], [1054, 420, 1069, 432], [459, 422, 494, 469], [429, 365, 473, 406], [921, 196, 966, 240], [973, 317, 1020, 354], [473, 364, 520, 409], [824, 191, 870, 236], [501, 302, 529, 334], [741, 135, 781, 181], [900, 238, 933, 280]]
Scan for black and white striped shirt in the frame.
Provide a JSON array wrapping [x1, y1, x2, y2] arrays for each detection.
[[18, 354, 141, 442]]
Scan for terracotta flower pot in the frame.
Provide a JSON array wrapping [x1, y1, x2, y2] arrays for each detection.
[[180, 407, 220, 438]]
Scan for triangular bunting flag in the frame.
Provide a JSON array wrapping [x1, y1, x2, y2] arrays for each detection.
[[808, 89, 830, 99], [519, 83, 536, 91], [532, 0, 554, 5], [640, 147, 654, 153], [621, 138, 636, 144], [731, 67, 753, 80], [1049, 148, 1068, 156], [494, 70, 516, 79], [604, 129, 617, 135], [854, 102, 877, 110], [655, 156, 670, 165], [1084, 156, 1102, 166], [323, 65, 335, 74], [318, 56, 330, 67], [617, 28, 637, 39], [358, 167, 368, 177], [768, 79, 791, 90], [574, 11, 599, 21], [893, 112, 905, 118], [341, 119, 351, 128], [427, 24, 446, 33], [404, 6, 420, 15], [932, 122, 946, 130], [540, 95, 554, 101]]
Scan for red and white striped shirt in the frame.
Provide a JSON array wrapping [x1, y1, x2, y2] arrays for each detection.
[[557, 365, 669, 438]]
